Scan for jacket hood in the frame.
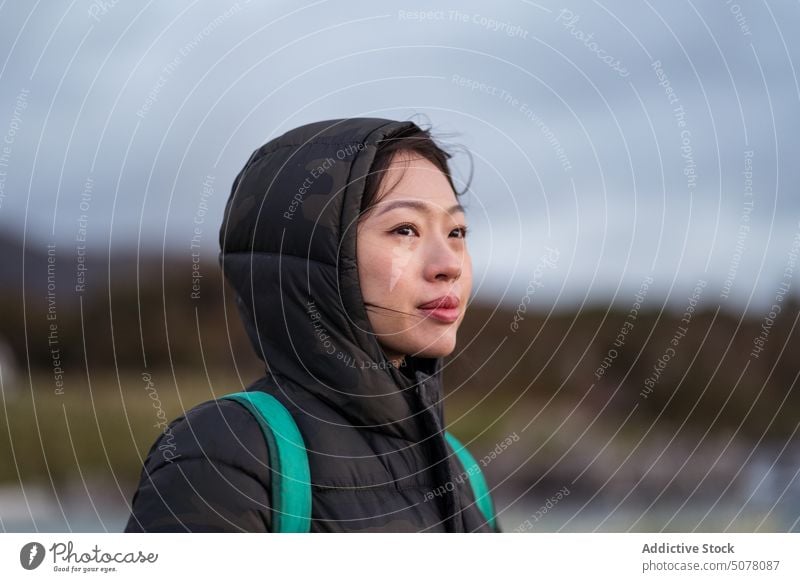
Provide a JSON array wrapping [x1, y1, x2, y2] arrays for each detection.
[[219, 118, 446, 442]]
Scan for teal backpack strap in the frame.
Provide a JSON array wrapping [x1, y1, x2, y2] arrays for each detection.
[[444, 431, 497, 531], [220, 391, 311, 533]]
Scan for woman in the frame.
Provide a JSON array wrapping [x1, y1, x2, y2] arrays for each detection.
[[124, 117, 500, 532]]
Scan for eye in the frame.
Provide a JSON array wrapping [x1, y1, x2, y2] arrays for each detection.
[[391, 223, 419, 237], [451, 225, 469, 239]]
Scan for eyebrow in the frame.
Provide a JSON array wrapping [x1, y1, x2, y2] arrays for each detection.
[[373, 199, 466, 217]]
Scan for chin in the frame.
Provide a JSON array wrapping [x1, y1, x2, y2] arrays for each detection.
[[407, 333, 458, 359], [377, 326, 460, 361]]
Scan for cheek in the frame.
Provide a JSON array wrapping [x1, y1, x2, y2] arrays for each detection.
[[388, 239, 416, 292], [462, 253, 474, 292], [358, 229, 434, 313], [359, 237, 404, 297]]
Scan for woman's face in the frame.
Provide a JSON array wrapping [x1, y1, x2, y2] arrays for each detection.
[[356, 151, 473, 365]]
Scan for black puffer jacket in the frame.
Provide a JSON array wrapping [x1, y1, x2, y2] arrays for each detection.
[[124, 118, 499, 532]]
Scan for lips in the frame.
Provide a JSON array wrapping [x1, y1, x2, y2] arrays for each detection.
[[417, 295, 460, 323], [417, 295, 460, 310]]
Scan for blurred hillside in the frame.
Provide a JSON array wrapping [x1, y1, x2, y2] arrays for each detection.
[[0, 231, 262, 377]]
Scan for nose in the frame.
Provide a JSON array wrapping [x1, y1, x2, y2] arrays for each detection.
[[422, 233, 464, 283]]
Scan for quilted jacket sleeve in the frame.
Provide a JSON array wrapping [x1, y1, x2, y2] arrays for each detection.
[[124, 398, 273, 532]]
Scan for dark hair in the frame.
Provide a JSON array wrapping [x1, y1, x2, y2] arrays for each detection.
[[360, 123, 472, 217]]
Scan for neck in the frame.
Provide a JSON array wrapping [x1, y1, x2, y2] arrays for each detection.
[[382, 349, 406, 369]]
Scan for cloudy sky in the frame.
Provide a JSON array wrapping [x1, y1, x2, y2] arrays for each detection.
[[1, 0, 798, 312]]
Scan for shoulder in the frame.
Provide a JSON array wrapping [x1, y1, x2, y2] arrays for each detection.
[[144, 396, 271, 481], [125, 396, 275, 532]]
